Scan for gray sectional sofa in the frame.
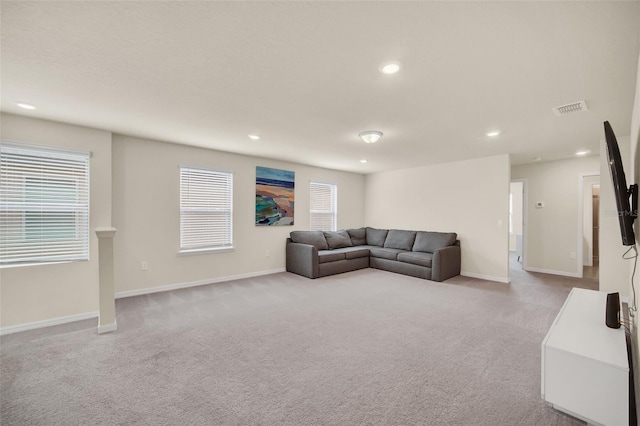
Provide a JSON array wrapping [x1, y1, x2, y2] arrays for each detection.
[[286, 227, 460, 282]]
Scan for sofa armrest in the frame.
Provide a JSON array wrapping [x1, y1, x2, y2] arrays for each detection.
[[431, 244, 461, 282], [286, 242, 319, 278]]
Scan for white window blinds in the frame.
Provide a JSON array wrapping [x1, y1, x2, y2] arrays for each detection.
[[310, 182, 337, 231], [180, 167, 233, 252], [0, 142, 90, 266]]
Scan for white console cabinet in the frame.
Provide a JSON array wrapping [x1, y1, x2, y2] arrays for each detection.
[[542, 288, 629, 425]]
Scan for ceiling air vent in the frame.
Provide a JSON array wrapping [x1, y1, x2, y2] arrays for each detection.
[[552, 101, 588, 116]]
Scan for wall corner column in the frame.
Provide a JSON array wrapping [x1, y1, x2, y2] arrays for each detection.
[[95, 227, 117, 334]]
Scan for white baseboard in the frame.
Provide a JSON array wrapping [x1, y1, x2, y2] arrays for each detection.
[[0, 311, 98, 336], [524, 266, 581, 278], [1, 269, 286, 336], [115, 268, 287, 299], [460, 271, 510, 283], [98, 321, 117, 334]]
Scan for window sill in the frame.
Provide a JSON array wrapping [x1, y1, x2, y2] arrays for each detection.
[[178, 246, 235, 256], [0, 260, 80, 269]]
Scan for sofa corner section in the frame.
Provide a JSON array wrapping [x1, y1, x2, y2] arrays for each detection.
[[286, 229, 461, 282]]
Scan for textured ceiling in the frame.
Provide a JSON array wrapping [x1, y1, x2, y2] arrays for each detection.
[[2, 1, 639, 174]]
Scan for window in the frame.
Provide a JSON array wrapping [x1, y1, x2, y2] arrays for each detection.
[[180, 166, 233, 252], [0, 142, 90, 266], [309, 182, 337, 231]]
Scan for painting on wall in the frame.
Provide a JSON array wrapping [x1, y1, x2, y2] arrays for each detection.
[[256, 166, 295, 226]]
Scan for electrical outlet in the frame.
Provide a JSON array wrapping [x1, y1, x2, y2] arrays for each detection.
[[570, 252, 576, 259], [265, 250, 270, 257], [141, 261, 149, 271]]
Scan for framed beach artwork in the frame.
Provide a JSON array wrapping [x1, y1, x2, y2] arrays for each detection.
[[255, 166, 295, 226]]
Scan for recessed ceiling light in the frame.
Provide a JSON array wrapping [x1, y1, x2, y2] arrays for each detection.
[[576, 150, 591, 157], [17, 103, 36, 110], [248, 134, 260, 140], [532, 156, 542, 162], [359, 131, 383, 144], [486, 130, 501, 137], [360, 159, 368, 164], [380, 62, 401, 75]]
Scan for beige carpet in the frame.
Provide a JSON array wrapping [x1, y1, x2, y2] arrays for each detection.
[[1, 267, 596, 425]]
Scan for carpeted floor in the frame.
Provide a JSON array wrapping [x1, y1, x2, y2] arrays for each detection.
[[1, 266, 597, 425]]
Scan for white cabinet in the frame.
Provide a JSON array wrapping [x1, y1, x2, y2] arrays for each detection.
[[541, 288, 629, 426]]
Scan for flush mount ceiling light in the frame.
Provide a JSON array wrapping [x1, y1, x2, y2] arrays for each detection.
[[379, 62, 401, 75], [360, 159, 368, 164], [486, 130, 501, 137], [248, 134, 260, 140], [359, 131, 383, 144], [17, 102, 36, 110], [576, 150, 591, 157]]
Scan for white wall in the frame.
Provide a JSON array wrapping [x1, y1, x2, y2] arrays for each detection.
[[0, 113, 112, 328], [112, 135, 365, 295], [364, 154, 510, 283], [512, 156, 600, 277]]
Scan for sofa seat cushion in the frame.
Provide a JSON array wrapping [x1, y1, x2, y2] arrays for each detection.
[[397, 251, 433, 268], [290, 231, 329, 250], [413, 231, 457, 253], [324, 230, 353, 249], [384, 229, 417, 250], [318, 250, 346, 264], [331, 246, 371, 260], [369, 247, 405, 261]]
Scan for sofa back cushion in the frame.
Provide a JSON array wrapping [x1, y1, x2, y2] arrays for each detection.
[[413, 231, 457, 253], [366, 227, 389, 247], [324, 230, 354, 249], [347, 227, 366, 245], [290, 231, 329, 250], [383, 229, 417, 251]]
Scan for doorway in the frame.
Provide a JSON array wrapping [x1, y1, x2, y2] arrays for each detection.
[[581, 175, 600, 282], [509, 180, 526, 271]]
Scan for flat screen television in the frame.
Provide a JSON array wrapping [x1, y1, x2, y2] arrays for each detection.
[[604, 120, 638, 246]]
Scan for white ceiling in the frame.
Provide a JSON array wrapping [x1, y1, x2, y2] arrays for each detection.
[[2, 1, 639, 174]]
